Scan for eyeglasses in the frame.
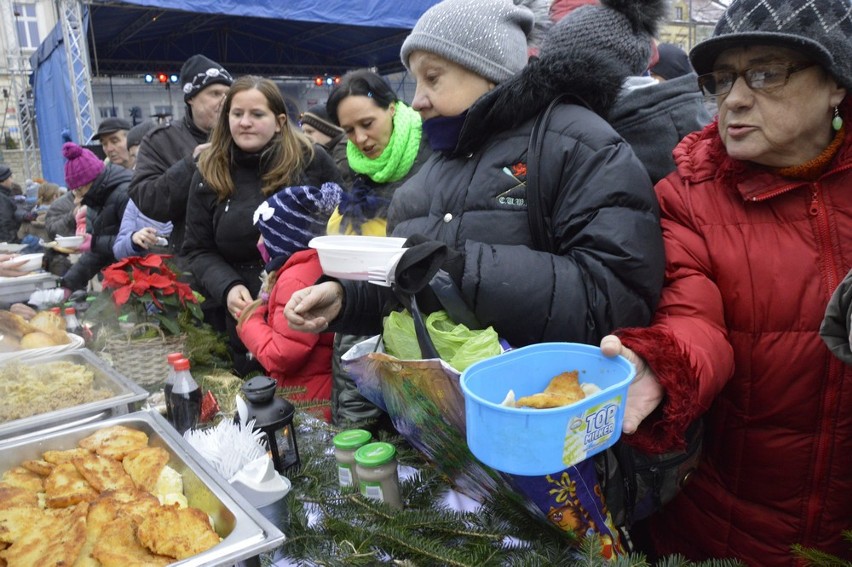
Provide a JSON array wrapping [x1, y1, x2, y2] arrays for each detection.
[[697, 62, 817, 97]]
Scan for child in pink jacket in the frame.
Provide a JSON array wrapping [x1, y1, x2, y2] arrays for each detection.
[[237, 183, 342, 420]]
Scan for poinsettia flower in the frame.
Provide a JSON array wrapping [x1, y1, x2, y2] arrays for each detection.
[[94, 254, 202, 337]]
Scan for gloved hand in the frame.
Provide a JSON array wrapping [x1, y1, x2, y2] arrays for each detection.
[[393, 234, 464, 296]]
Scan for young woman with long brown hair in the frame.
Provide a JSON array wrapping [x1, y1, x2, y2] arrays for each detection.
[[183, 75, 342, 375]]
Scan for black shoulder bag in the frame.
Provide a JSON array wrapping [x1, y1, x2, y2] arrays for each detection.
[[525, 96, 703, 531]]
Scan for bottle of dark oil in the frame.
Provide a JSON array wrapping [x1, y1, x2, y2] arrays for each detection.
[[169, 357, 201, 435], [163, 352, 184, 422]]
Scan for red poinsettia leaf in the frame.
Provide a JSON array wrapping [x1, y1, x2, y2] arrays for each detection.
[[176, 283, 197, 303], [138, 255, 165, 269], [113, 285, 132, 306], [130, 269, 151, 295], [111, 257, 134, 270], [102, 266, 131, 287], [144, 273, 174, 289]]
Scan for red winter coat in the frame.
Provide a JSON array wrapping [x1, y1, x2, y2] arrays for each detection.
[[237, 250, 333, 418], [618, 98, 852, 565]]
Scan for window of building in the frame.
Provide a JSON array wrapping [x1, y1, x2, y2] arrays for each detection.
[[675, 6, 684, 20], [99, 107, 118, 119], [13, 3, 40, 50]]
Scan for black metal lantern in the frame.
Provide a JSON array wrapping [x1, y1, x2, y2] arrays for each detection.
[[241, 376, 300, 475]]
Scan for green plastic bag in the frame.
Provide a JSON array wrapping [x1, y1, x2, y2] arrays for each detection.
[[383, 310, 502, 371]]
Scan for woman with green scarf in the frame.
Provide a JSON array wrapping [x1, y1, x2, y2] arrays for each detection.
[[324, 69, 431, 429], [326, 69, 431, 237]]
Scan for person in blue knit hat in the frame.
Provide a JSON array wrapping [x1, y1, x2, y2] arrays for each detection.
[[237, 182, 342, 420]]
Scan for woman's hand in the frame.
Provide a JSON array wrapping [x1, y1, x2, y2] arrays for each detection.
[[132, 227, 158, 250], [226, 284, 253, 320], [600, 334, 664, 434], [284, 282, 344, 333]]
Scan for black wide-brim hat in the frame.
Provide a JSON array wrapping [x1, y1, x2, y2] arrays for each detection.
[[689, 0, 852, 90]]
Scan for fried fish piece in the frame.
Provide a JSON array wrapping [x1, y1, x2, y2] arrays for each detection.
[[0, 485, 38, 511], [0, 467, 43, 493], [20, 459, 55, 477], [43, 447, 92, 465], [78, 426, 149, 461], [117, 491, 162, 526], [0, 501, 88, 567], [122, 447, 170, 493], [92, 515, 172, 567], [75, 490, 162, 567], [74, 492, 123, 567], [73, 453, 135, 493], [137, 504, 221, 560], [516, 370, 586, 409], [0, 506, 44, 544], [44, 463, 98, 509]]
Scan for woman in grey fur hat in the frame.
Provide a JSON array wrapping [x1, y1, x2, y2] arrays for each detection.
[[286, 0, 663, 400]]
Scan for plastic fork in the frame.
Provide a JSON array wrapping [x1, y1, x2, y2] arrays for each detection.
[[366, 250, 405, 287]]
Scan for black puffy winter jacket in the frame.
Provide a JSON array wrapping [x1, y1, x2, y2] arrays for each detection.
[[62, 164, 131, 291], [333, 51, 665, 348]]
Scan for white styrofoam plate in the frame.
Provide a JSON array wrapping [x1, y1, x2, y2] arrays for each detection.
[[309, 235, 406, 282]]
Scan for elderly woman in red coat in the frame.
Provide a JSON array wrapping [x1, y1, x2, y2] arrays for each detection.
[[602, 0, 852, 564], [237, 183, 342, 420]]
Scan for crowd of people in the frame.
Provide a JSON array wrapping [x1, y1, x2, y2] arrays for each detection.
[[1, 0, 850, 564]]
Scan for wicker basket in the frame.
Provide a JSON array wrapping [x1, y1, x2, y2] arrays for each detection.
[[98, 323, 187, 391]]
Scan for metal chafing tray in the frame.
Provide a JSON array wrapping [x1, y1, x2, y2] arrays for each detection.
[[0, 410, 287, 566], [0, 348, 149, 440]]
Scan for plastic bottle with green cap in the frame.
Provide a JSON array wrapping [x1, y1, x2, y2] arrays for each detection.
[[354, 441, 401, 510], [333, 429, 372, 488]]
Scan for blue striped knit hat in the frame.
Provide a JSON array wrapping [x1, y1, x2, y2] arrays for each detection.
[[253, 183, 343, 261]]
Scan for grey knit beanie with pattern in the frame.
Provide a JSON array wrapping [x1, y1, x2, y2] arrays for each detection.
[[540, 0, 668, 78], [401, 0, 552, 85], [690, 0, 852, 89]]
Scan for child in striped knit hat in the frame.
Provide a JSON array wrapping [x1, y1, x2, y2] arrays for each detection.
[[236, 182, 342, 420]]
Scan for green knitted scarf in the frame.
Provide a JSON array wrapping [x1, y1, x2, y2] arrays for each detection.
[[346, 101, 422, 184]]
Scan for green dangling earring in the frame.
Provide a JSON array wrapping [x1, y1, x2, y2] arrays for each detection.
[[832, 106, 843, 131]]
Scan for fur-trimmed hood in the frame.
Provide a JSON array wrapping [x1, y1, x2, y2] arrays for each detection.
[[455, 49, 627, 155]]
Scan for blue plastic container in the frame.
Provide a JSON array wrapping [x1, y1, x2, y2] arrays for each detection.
[[460, 342, 635, 476]]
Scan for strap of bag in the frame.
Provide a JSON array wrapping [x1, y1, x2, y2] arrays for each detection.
[[526, 98, 563, 254]]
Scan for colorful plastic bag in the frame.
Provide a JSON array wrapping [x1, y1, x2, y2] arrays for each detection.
[[341, 332, 625, 557]]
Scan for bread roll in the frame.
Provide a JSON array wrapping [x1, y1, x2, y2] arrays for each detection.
[[20, 331, 62, 349], [30, 311, 66, 334], [0, 311, 36, 340]]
